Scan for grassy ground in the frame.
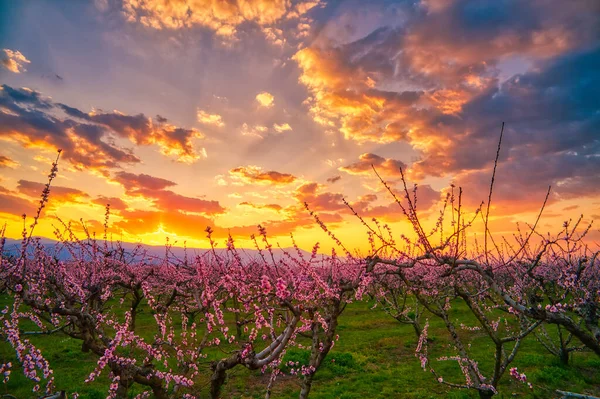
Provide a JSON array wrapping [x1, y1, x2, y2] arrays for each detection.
[[1, 298, 599, 399]]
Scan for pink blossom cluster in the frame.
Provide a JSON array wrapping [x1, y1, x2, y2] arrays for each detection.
[[1, 221, 368, 398], [0, 363, 11, 384], [460, 323, 482, 331], [545, 303, 566, 313], [509, 367, 527, 382], [509, 367, 533, 388]]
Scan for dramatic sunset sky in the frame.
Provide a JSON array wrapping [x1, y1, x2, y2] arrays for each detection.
[[0, 0, 599, 252]]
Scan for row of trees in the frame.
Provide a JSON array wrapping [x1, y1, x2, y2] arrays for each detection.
[[1, 149, 599, 398], [362, 182, 599, 398], [1, 219, 369, 398]]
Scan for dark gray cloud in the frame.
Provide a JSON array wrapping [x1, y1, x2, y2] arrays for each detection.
[[0, 155, 18, 168], [92, 196, 129, 211], [0, 85, 204, 172], [112, 171, 176, 192], [407, 47, 600, 213], [340, 153, 407, 177], [419, 46, 600, 172], [294, 0, 600, 217], [0, 186, 36, 216], [111, 171, 225, 215]]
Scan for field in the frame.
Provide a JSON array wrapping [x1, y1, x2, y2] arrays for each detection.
[[2, 297, 599, 399]]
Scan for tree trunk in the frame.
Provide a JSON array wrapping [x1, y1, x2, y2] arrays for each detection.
[[210, 362, 228, 399], [130, 291, 141, 332], [299, 302, 341, 399], [236, 320, 243, 340], [412, 320, 423, 340], [150, 385, 169, 399], [559, 348, 570, 365], [115, 377, 132, 398], [233, 297, 243, 339], [299, 374, 314, 399], [478, 388, 496, 399], [210, 355, 239, 399], [41, 392, 66, 399]]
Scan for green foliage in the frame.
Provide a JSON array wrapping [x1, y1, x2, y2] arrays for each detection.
[[447, 391, 474, 399], [321, 352, 360, 378], [584, 358, 600, 368], [531, 365, 583, 385], [281, 348, 311, 372], [77, 388, 105, 399]]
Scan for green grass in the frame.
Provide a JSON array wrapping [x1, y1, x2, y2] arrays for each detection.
[[1, 299, 599, 398]]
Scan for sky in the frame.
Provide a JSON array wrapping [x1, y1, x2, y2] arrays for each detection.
[[0, 0, 599, 253]]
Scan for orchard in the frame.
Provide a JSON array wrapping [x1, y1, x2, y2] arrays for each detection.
[[1, 152, 599, 399]]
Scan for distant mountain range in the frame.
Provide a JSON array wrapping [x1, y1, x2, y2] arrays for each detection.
[[1, 237, 316, 263]]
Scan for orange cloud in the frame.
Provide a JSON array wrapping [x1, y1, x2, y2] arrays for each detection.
[[118, 0, 319, 41], [197, 109, 224, 127], [0, 155, 19, 168], [1, 49, 30, 73], [111, 171, 225, 215], [402, 3, 594, 87], [262, 27, 285, 46], [291, 0, 600, 190], [112, 171, 176, 192], [240, 123, 269, 138], [255, 91, 275, 108], [239, 201, 283, 212], [85, 111, 205, 163], [293, 46, 422, 143], [273, 122, 292, 133], [286, 0, 322, 19], [447, 164, 562, 216], [67, 217, 123, 237], [137, 188, 226, 215], [427, 88, 471, 115], [92, 196, 129, 211], [293, 177, 441, 224], [340, 153, 407, 178], [359, 184, 442, 221], [294, 182, 346, 212], [17, 180, 90, 205], [0, 186, 36, 217], [229, 166, 297, 185], [293, 46, 370, 92], [0, 85, 206, 172]]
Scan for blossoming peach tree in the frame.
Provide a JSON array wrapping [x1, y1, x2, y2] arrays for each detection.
[[0, 151, 371, 398], [340, 140, 599, 398]]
